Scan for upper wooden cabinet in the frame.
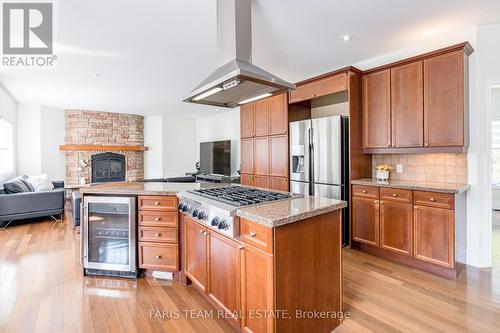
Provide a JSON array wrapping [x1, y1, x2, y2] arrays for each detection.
[[362, 69, 391, 148], [289, 72, 347, 103], [424, 50, 466, 147], [269, 94, 288, 135], [362, 42, 473, 153], [253, 137, 269, 176], [240, 103, 254, 138], [254, 98, 270, 137], [240, 138, 254, 174], [391, 61, 424, 148]]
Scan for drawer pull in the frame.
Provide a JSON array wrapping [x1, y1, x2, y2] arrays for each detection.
[[392, 193, 397, 197], [155, 233, 161, 237], [155, 217, 161, 221], [154, 202, 160, 206], [429, 198, 435, 202], [362, 190, 367, 194], [239, 245, 244, 250], [380, 201, 384, 204], [203, 231, 208, 236], [374, 200, 378, 204], [155, 255, 162, 259], [199, 229, 204, 234], [250, 232, 257, 238]]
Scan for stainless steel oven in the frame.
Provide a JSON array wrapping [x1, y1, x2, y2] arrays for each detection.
[[82, 196, 137, 277]]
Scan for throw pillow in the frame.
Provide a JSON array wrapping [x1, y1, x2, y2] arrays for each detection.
[[3, 175, 34, 193], [28, 174, 55, 192]]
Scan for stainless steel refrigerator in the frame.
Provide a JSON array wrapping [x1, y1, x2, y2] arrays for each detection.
[[289, 115, 350, 245]]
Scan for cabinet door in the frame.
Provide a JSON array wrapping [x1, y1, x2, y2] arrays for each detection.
[[269, 135, 288, 178], [241, 243, 274, 333], [240, 103, 255, 138], [391, 61, 424, 148], [269, 93, 288, 135], [270, 177, 289, 192], [207, 232, 242, 326], [254, 98, 269, 137], [352, 196, 379, 246], [254, 176, 270, 189], [363, 69, 391, 148], [253, 137, 269, 176], [241, 138, 254, 174], [424, 51, 464, 147], [413, 205, 454, 268], [379, 201, 412, 256], [240, 173, 254, 186], [184, 217, 208, 292]]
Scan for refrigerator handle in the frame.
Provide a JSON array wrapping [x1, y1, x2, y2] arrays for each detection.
[[309, 127, 314, 194]]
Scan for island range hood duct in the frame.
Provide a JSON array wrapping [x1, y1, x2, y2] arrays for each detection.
[[183, 0, 295, 108]]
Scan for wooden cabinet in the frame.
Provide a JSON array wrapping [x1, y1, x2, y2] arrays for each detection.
[[207, 231, 242, 326], [379, 200, 412, 256], [289, 72, 347, 103], [184, 217, 208, 291], [240, 103, 255, 138], [352, 196, 380, 246], [362, 43, 472, 152], [269, 94, 288, 135], [414, 205, 454, 268], [253, 137, 269, 176], [424, 50, 465, 147], [391, 61, 424, 148], [240, 138, 254, 174], [240, 94, 289, 189], [241, 243, 274, 333], [138, 195, 179, 271], [363, 69, 391, 148]]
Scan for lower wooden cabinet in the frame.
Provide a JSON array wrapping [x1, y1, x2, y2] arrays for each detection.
[[241, 243, 274, 333], [352, 196, 379, 246], [254, 175, 270, 189], [379, 200, 412, 256], [413, 205, 454, 268], [184, 217, 208, 291], [270, 177, 289, 192], [139, 243, 179, 271], [240, 173, 254, 186]]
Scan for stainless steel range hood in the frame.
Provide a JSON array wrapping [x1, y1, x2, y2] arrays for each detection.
[[183, 0, 295, 108]]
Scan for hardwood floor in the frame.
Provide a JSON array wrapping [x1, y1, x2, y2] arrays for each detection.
[[1, 209, 500, 332]]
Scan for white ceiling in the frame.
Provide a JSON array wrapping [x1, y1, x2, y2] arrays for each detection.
[[1, 0, 500, 118]]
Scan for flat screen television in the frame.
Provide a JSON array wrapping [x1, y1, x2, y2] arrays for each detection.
[[199, 140, 231, 176]]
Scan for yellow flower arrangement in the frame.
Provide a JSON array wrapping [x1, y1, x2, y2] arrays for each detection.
[[374, 164, 394, 172]]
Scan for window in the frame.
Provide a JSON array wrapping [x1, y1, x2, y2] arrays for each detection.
[[0, 118, 14, 176]]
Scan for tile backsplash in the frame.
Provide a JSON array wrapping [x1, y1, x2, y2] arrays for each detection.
[[372, 153, 467, 184]]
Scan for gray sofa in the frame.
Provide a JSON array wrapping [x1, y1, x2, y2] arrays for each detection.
[[0, 181, 65, 227]]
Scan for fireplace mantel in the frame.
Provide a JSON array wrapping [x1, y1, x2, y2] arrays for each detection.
[[59, 144, 148, 152]]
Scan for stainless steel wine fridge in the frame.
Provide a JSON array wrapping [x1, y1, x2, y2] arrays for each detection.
[[82, 196, 138, 277]]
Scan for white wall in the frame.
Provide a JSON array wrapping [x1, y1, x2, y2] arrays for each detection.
[[0, 85, 17, 185], [16, 103, 65, 180], [196, 109, 240, 176], [163, 115, 198, 177], [144, 116, 164, 178]]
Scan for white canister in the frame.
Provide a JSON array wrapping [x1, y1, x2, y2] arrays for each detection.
[[376, 170, 389, 181]]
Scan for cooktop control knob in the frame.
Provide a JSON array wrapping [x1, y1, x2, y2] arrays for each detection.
[[198, 211, 207, 220], [192, 209, 199, 218], [182, 204, 190, 212], [178, 203, 184, 211], [211, 217, 221, 227], [217, 220, 228, 230]]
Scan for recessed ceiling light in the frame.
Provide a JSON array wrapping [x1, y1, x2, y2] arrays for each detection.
[[342, 35, 353, 41], [91, 73, 100, 77]]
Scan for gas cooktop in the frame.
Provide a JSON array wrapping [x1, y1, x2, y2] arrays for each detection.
[[188, 186, 291, 207]]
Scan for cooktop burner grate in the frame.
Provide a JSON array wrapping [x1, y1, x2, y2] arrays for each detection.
[[188, 186, 290, 207]]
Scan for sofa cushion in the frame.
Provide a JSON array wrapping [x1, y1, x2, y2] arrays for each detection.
[[28, 174, 55, 192], [3, 175, 33, 193]]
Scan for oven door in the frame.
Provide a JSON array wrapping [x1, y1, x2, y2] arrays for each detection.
[[82, 196, 136, 272]]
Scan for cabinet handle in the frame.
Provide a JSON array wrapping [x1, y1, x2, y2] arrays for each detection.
[[155, 217, 161, 221], [154, 202, 160, 206], [362, 190, 367, 194], [239, 245, 244, 250], [386, 143, 391, 147], [199, 229, 204, 234], [374, 200, 378, 204], [155, 255, 162, 259], [392, 193, 397, 197], [250, 232, 257, 238], [380, 201, 384, 204], [155, 233, 161, 237], [424, 143, 429, 147], [429, 197, 435, 202], [203, 231, 208, 236]]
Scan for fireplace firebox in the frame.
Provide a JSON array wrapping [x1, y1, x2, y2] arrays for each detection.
[[91, 152, 126, 183]]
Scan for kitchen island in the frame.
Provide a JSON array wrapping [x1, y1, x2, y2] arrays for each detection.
[[80, 182, 347, 333]]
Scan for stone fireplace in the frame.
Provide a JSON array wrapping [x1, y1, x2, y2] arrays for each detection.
[[64, 110, 145, 185]]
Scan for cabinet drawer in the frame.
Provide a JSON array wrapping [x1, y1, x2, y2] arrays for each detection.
[[138, 196, 178, 211], [352, 185, 379, 199], [139, 242, 179, 271], [413, 191, 454, 209], [380, 188, 412, 203], [240, 218, 273, 254], [139, 226, 178, 243], [289, 73, 347, 103], [139, 211, 178, 227]]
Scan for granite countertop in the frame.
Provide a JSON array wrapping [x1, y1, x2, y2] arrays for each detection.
[[79, 181, 224, 195], [351, 178, 470, 194], [237, 195, 347, 228]]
